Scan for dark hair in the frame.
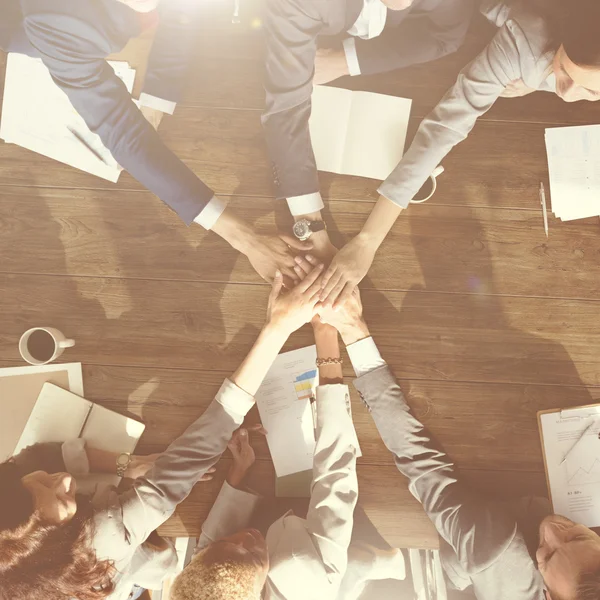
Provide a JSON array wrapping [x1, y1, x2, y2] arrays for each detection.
[[0, 461, 115, 600], [506, 0, 600, 66]]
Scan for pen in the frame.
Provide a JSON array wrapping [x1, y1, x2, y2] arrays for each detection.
[[539, 182, 549, 238], [68, 127, 109, 165]]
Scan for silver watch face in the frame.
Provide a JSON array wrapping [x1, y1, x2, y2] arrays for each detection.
[[117, 453, 130, 466], [293, 220, 311, 240]]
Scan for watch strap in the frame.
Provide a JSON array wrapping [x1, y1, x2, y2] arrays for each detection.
[[309, 220, 326, 233]]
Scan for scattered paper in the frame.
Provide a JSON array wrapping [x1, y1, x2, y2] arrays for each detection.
[[255, 346, 318, 478], [539, 406, 600, 527], [545, 124, 600, 221], [309, 85, 412, 181], [0, 53, 136, 182]]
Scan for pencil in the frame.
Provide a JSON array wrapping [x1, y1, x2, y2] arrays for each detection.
[[539, 182, 549, 238]]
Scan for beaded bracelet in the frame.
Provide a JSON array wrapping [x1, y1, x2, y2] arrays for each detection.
[[316, 357, 344, 366]]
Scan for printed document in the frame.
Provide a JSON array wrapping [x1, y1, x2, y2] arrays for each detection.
[[1, 53, 136, 182], [539, 405, 600, 527], [255, 346, 318, 478]]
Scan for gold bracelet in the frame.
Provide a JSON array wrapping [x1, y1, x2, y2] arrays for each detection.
[[316, 357, 344, 366]]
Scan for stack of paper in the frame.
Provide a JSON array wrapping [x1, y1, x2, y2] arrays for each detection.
[[0, 53, 136, 182], [545, 124, 600, 221], [309, 85, 412, 181]]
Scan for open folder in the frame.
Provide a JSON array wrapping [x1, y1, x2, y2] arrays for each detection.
[[309, 85, 412, 181], [538, 403, 600, 527]]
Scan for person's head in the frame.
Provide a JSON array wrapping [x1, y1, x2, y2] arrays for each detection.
[[381, 0, 414, 10], [0, 461, 113, 600], [171, 528, 269, 600], [115, 0, 160, 13], [537, 514, 600, 599]]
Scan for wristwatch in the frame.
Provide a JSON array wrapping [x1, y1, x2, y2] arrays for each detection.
[[293, 219, 327, 241], [116, 452, 132, 478]]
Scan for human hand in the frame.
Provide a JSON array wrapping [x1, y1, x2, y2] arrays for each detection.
[[227, 424, 267, 489], [266, 262, 324, 335], [140, 105, 165, 131], [320, 233, 377, 308], [314, 48, 350, 85], [245, 233, 313, 288], [318, 288, 370, 345], [309, 229, 338, 265], [501, 78, 536, 98]]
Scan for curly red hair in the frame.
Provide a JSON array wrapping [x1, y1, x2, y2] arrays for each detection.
[[0, 461, 115, 600]]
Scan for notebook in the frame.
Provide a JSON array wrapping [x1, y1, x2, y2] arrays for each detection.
[[309, 85, 412, 181], [17, 382, 145, 490], [0, 362, 84, 462], [538, 403, 600, 527]]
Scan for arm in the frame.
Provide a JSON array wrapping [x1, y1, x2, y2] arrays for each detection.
[[23, 14, 213, 225], [262, 0, 325, 219], [304, 327, 359, 587], [319, 20, 525, 306], [351, 0, 475, 76], [118, 264, 325, 544]]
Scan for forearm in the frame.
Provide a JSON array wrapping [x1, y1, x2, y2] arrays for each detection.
[[314, 325, 343, 384], [357, 196, 404, 252], [230, 323, 288, 396], [86, 446, 117, 474]]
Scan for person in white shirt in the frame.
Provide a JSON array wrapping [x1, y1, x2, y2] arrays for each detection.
[[318, 285, 600, 600], [262, 0, 474, 266], [319, 0, 600, 309]]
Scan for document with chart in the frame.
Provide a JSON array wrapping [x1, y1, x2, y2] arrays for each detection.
[[255, 346, 318, 478], [539, 404, 600, 527]]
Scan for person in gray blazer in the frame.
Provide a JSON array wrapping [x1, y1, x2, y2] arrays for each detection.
[[0, 0, 310, 287], [262, 0, 475, 262], [0, 261, 326, 600], [319, 0, 600, 308], [318, 289, 600, 600]]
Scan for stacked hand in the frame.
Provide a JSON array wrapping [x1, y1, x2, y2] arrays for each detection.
[[227, 424, 267, 489]]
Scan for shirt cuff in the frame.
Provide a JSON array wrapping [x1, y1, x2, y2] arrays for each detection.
[[216, 379, 255, 419], [139, 92, 177, 116], [346, 337, 386, 378], [343, 38, 362, 77], [193, 195, 228, 230], [61, 439, 90, 477], [286, 192, 324, 216]]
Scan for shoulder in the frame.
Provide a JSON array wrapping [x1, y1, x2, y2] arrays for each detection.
[[503, 8, 554, 70]]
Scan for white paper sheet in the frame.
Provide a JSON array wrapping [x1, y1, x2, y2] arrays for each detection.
[[545, 125, 600, 221], [0, 54, 136, 182], [255, 346, 318, 478], [309, 85, 412, 181], [540, 406, 600, 527]]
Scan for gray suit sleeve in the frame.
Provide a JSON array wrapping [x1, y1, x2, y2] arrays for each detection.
[[23, 14, 214, 225], [354, 365, 522, 576], [355, 0, 475, 76], [117, 380, 255, 545], [378, 19, 524, 208], [262, 0, 323, 200]]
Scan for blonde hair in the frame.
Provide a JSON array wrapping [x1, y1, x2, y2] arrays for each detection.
[[171, 546, 260, 600]]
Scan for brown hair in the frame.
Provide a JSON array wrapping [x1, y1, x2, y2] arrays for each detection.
[[171, 545, 260, 600], [505, 0, 600, 65], [0, 461, 115, 600]]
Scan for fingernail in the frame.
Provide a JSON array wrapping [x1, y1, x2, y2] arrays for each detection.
[[318, 264, 324, 269], [275, 270, 281, 277], [294, 256, 302, 264], [240, 429, 247, 437], [306, 255, 314, 261]]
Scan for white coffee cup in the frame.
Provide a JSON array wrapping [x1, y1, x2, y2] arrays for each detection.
[[19, 327, 75, 366], [409, 165, 445, 204]]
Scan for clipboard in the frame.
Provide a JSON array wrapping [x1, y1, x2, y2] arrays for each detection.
[[537, 402, 600, 526]]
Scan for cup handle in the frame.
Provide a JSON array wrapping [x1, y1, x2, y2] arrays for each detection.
[[59, 339, 75, 349], [432, 165, 445, 178]]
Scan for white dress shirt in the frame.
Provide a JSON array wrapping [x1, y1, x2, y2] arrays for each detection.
[[343, 0, 388, 76]]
